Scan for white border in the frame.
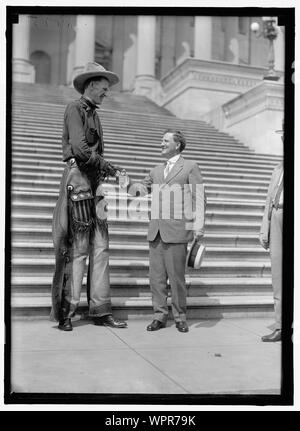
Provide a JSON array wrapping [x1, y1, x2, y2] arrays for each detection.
[[0, 0, 298, 412]]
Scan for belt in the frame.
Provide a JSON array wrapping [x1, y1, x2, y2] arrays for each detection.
[[66, 158, 77, 167]]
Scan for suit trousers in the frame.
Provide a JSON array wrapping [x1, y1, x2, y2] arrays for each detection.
[[63, 224, 112, 318], [149, 233, 188, 323], [270, 207, 283, 329]]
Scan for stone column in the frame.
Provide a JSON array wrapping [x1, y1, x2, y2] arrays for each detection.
[[12, 14, 35, 83], [134, 15, 156, 97], [194, 16, 212, 60], [72, 15, 96, 80], [274, 26, 285, 73]]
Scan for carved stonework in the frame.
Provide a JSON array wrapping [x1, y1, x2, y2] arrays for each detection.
[[267, 96, 284, 110], [161, 58, 268, 90], [201, 80, 284, 155], [222, 81, 284, 121], [188, 71, 259, 89]]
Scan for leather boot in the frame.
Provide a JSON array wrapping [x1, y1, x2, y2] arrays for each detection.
[[58, 318, 73, 331]]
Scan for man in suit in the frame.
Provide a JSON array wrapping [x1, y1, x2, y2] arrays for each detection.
[[126, 130, 206, 332], [260, 124, 284, 342]]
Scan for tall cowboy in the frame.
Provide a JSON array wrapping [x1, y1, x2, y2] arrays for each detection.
[[51, 62, 127, 331]]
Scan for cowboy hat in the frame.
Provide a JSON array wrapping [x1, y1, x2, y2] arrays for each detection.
[[186, 238, 206, 269], [73, 62, 119, 94]]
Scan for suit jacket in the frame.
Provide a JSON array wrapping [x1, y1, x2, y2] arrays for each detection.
[[260, 162, 283, 243], [129, 156, 206, 243]]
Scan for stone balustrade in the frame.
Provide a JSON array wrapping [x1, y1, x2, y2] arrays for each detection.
[[201, 80, 284, 155]]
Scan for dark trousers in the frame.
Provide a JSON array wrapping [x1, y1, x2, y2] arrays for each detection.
[[149, 233, 188, 323]]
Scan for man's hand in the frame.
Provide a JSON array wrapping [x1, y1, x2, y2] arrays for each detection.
[[113, 166, 124, 177], [259, 233, 269, 250], [116, 169, 130, 189], [194, 233, 204, 243]]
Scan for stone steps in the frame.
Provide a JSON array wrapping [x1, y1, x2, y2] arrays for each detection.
[[11, 134, 278, 164], [11, 188, 267, 203], [11, 175, 271, 191], [11, 216, 261, 234], [10, 84, 278, 318], [12, 241, 268, 261], [11, 164, 274, 186], [11, 203, 264, 225], [12, 167, 273, 183], [11, 139, 278, 162], [11, 197, 266, 215], [11, 180, 268, 196], [12, 83, 175, 116], [11, 227, 261, 247], [12, 120, 242, 143], [12, 257, 271, 278], [11, 145, 279, 167], [11, 275, 272, 295], [11, 293, 274, 319]]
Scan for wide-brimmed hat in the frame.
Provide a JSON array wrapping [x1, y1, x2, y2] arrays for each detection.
[[186, 238, 206, 269], [73, 62, 119, 94]]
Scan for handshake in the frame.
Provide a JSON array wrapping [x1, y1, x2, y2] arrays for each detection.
[[115, 168, 130, 189]]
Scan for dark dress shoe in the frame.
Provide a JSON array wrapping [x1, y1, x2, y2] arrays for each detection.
[[58, 318, 73, 331], [147, 320, 166, 331], [175, 321, 189, 333], [261, 329, 281, 342], [94, 315, 127, 328]]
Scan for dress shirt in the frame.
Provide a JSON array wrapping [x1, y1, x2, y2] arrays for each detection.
[[164, 154, 181, 178]]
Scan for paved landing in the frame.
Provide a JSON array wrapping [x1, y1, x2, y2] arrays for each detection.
[[9, 317, 281, 395]]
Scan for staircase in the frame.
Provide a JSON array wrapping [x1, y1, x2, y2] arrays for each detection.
[[10, 83, 282, 319]]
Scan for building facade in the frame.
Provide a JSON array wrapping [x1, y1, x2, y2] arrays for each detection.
[[12, 14, 285, 154], [12, 14, 284, 88]]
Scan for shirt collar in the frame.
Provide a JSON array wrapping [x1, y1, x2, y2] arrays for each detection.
[[80, 95, 99, 111], [166, 154, 181, 165]]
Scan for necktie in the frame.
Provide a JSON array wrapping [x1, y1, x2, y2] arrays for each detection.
[[164, 161, 171, 179], [273, 173, 283, 209]]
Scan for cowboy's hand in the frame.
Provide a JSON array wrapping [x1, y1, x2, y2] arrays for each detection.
[[117, 170, 130, 189], [114, 166, 125, 177]]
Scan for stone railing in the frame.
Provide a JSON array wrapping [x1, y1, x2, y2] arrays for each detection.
[[201, 80, 284, 155]]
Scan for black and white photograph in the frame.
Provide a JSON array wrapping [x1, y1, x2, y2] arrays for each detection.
[[2, 0, 297, 412]]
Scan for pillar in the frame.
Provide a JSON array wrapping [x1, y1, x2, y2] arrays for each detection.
[[72, 15, 96, 80], [12, 14, 35, 83], [194, 16, 212, 60], [274, 26, 285, 73], [134, 15, 156, 97]]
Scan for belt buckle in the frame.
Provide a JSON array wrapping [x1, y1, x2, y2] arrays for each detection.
[[67, 158, 76, 167]]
